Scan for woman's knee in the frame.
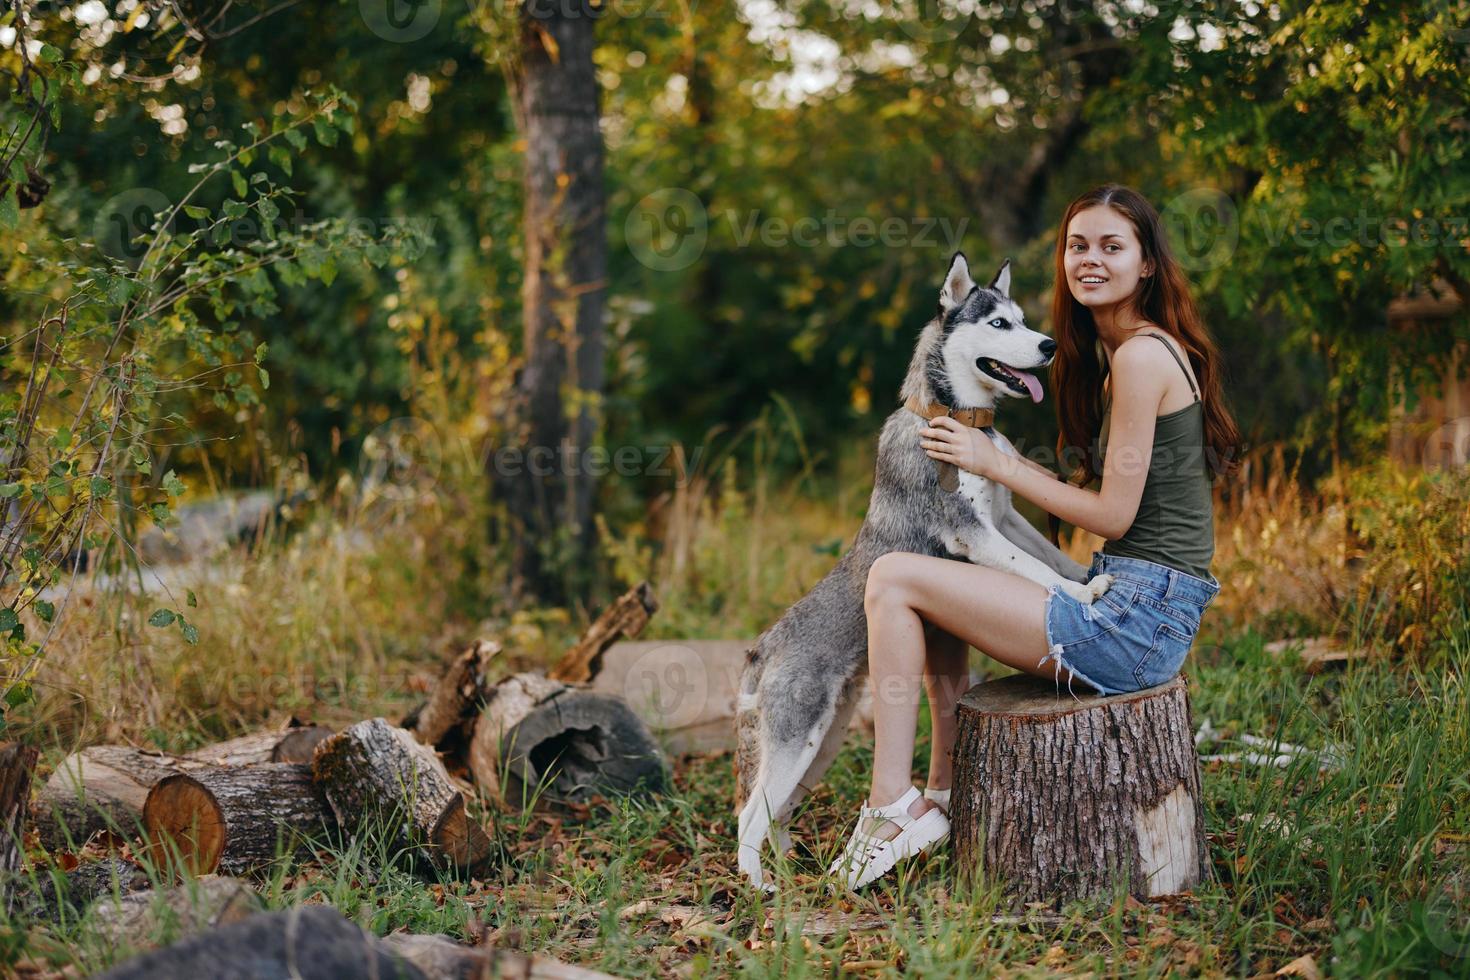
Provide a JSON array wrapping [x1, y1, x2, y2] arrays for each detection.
[[865, 552, 920, 611]]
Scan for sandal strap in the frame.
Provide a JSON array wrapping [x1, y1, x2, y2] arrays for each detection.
[[858, 785, 922, 827]]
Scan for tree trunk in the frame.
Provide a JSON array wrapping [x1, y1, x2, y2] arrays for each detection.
[[468, 672, 667, 806], [311, 719, 492, 873], [31, 746, 209, 850], [186, 723, 333, 767], [0, 743, 38, 913], [142, 764, 334, 875], [950, 674, 1210, 909], [493, 0, 608, 606]]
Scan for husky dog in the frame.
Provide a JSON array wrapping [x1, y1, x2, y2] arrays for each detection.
[[734, 253, 1115, 891]]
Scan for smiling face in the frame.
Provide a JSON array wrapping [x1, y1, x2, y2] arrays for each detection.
[[1063, 205, 1153, 312]]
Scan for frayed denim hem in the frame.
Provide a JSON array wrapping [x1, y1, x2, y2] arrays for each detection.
[[1039, 584, 1128, 701]]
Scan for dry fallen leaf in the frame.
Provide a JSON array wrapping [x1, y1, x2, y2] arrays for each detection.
[[1276, 954, 1321, 980]]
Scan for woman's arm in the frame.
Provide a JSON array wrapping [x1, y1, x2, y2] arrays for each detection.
[[988, 459, 1116, 538], [990, 340, 1168, 538]]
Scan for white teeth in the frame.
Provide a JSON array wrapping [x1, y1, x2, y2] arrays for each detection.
[[1081, 276, 1106, 283]]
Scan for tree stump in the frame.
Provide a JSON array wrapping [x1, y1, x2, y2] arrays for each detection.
[[142, 764, 335, 875], [468, 672, 668, 806], [311, 718, 493, 873], [950, 674, 1210, 908]]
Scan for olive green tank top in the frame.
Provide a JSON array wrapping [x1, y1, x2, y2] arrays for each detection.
[[1097, 333, 1215, 580]]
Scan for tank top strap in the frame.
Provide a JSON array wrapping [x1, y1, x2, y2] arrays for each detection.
[[1146, 332, 1200, 402]]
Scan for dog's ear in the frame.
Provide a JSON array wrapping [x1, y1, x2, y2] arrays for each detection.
[[990, 259, 1012, 298], [939, 251, 976, 313]]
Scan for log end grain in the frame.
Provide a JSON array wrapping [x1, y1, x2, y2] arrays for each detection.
[[142, 774, 227, 876]]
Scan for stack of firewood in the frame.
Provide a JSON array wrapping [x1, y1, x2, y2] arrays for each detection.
[[7, 583, 667, 888]]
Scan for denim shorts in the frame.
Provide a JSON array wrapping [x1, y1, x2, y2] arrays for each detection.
[[1038, 551, 1221, 699]]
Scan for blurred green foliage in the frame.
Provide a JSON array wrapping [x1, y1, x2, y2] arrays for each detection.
[[5, 0, 1468, 496]]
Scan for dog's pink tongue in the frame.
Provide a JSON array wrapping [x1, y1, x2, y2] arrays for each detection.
[[1014, 370, 1044, 403]]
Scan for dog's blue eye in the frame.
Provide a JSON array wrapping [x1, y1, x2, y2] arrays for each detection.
[[989, 318, 1008, 330]]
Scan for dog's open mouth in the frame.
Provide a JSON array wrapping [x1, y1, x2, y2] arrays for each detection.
[[977, 357, 1045, 403]]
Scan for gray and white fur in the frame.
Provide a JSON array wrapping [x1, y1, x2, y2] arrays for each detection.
[[733, 253, 1114, 891]]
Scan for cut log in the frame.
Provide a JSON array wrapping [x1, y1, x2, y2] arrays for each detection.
[[187, 722, 334, 766], [311, 718, 492, 873], [469, 672, 668, 806], [547, 581, 658, 684], [31, 746, 209, 850], [93, 904, 399, 980], [89, 875, 261, 947], [382, 932, 619, 979], [0, 743, 38, 913], [950, 674, 1210, 909], [142, 763, 334, 875], [404, 639, 502, 748], [15, 857, 149, 922]]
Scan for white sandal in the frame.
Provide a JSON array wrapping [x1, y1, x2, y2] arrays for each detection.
[[827, 785, 950, 891], [924, 786, 951, 815]]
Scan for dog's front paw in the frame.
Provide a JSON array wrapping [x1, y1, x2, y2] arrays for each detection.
[[1058, 573, 1113, 605], [1083, 573, 1114, 603]]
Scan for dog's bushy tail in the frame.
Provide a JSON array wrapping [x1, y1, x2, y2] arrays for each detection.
[[733, 643, 764, 811]]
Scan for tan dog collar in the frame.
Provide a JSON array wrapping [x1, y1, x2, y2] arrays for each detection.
[[904, 395, 994, 429]]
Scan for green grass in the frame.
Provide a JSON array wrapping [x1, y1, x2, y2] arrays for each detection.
[[5, 428, 1467, 976], [6, 613, 1468, 977]]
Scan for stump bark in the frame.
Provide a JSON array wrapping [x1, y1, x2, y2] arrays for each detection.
[[31, 747, 209, 849], [142, 763, 335, 875], [311, 718, 492, 873], [468, 672, 667, 806], [950, 674, 1210, 908]]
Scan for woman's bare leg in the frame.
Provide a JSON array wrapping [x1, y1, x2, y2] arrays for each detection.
[[922, 626, 968, 792], [860, 551, 1074, 839]]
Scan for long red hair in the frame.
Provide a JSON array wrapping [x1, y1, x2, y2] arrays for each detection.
[[1047, 185, 1242, 539]]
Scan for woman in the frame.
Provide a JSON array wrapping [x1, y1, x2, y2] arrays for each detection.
[[829, 184, 1242, 890]]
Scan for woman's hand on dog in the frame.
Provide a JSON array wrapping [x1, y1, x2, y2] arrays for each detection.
[[920, 417, 1006, 478]]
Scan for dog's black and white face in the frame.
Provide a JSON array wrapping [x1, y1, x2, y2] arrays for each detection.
[[934, 253, 1056, 406]]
